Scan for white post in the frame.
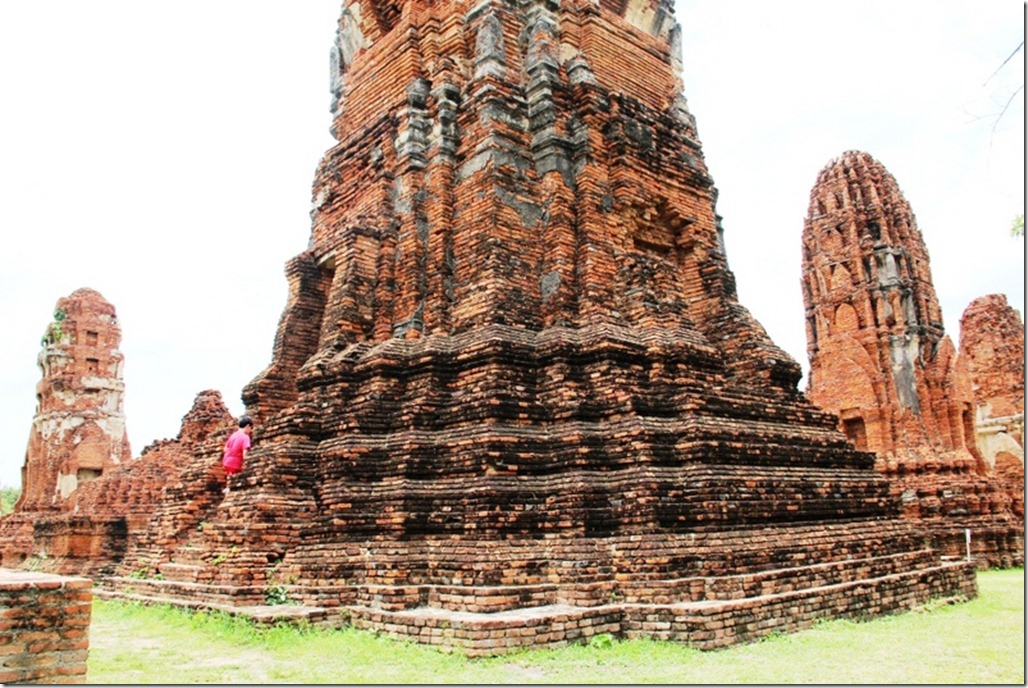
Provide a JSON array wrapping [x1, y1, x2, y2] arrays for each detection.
[[965, 528, 972, 561]]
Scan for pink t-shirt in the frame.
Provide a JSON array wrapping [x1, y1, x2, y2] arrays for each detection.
[[222, 429, 251, 473]]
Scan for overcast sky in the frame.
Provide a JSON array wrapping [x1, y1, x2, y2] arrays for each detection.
[[0, 1, 1023, 489]]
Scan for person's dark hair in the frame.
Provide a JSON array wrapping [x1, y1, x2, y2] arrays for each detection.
[[239, 416, 253, 428]]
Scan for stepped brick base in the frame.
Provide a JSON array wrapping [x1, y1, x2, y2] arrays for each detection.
[[102, 519, 979, 655], [354, 559, 975, 655], [98, 557, 975, 656]]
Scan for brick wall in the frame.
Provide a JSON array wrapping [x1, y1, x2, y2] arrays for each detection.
[[0, 569, 91, 684]]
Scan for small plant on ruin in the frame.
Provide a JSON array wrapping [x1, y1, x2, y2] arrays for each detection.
[[0, 484, 20, 514], [211, 546, 239, 567], [40, 308, 67, 347], [21, 555, 46, 572], [265, 584, 290, 606], [127, 567, 151, 579]]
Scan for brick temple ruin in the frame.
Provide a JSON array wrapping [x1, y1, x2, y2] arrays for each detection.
[[22, 288, 131, 507], [0, 288, 239, 576], [959, 294, 1024, 518], [801, 150, 1024, 568], [0, 289, 132, 569], [2, 1, 986, 655]]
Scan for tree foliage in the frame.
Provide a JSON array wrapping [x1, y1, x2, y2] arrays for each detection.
[[0, 485, 21, 514]]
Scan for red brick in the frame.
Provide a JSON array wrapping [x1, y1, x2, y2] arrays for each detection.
[[802, 151, 1023, 568]]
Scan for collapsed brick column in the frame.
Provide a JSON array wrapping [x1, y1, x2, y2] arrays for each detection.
[[0, 308, 234, 577], [19, 288, 131, 511], [0, 289, 133, 570], [959, 294, 1025, 517], [105, 2, 978, 653], [802, 151, 1023, 567]]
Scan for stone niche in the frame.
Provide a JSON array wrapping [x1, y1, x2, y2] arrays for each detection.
[[802, 150, 1023, 568]]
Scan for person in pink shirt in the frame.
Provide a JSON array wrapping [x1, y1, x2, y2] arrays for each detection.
[[222, 416, 254, 495]]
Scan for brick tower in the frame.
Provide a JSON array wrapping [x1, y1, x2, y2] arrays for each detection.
[[0, 288, 131, 568], [18, 288, 131, 510], [802, 150, 1023, 567], [959, 294, 1025, 518], [111, 3, 976, 653]]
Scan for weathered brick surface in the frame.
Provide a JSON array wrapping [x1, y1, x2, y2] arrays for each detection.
[[99, 2, 980, 653], [959, 294, 1024, 518], [0, 569, 91, 684], [802, 151, 1023, 568], [0, 288, 131, 569], [6, 3, 984, 655], [17, 288, 130, 511], [0, 384, 235, 577]]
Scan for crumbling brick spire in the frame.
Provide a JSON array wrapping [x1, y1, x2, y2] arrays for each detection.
[[802, 150, 960, 455], [959, 294, 1025, 439], [244, 0, 799, 424], [18, 288, 131, 511], [802, 151, 1023, 566], [959, 294, 1025, 517]]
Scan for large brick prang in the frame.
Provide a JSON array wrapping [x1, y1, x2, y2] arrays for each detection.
[[802, 151, 1024, 567], [17, 3, 982, 655], [103, 3, 984, 653], [0, 288, 134, 571]]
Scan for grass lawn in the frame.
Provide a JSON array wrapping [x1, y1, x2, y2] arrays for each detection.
[[87, 568, 1024, 684]]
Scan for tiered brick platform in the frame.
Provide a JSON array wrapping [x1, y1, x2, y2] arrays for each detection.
[[95, 1, 978, 653]]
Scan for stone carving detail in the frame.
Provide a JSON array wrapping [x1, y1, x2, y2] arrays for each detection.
[[959, 294, 1025, 517], [802, 151, 1024, 567]]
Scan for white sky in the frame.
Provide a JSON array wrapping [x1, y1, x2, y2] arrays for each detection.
[[0, 1, 1023, 489]]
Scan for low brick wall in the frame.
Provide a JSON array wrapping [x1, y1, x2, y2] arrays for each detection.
[[0, 569, 91, 684], [341, 560, 977, 656]]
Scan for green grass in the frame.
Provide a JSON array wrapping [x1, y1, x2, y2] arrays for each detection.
[[87, 569, 1024, 684]]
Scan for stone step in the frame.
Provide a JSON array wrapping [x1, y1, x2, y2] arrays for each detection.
[[288, 547, 940, 613], [618, 548, 940, 603], [95, 588, 338, 628], [157, 562, 203, 583], [102, 576, 264, 607]]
